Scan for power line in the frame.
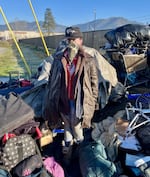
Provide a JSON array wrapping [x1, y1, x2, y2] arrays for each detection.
[[128, 14, 150, 22]]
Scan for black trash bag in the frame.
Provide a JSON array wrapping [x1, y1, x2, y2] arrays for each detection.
[[136, 123, 150, 155], [146, 46, 150, 67], [11, 155, 42, 177], [109, 82, 126, 103], [105, 24, 150, 48]]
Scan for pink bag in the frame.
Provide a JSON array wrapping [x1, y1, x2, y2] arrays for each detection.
[[43, 157, 64, 177]]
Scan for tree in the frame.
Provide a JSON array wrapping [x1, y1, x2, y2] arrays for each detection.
[[43, 8, 55, 36]]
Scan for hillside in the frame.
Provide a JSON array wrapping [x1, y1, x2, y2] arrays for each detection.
[[77, 17, 142, 31], [0, 17, 142, 32]]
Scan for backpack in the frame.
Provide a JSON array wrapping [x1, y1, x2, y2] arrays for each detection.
[[0, 134, 53, 177], [79, 140, 118, 177], [1, 134, 37, 171]]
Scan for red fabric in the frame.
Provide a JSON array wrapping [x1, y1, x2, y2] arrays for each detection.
[[66, 57, 78, 99], [20, 80, 31, 87], [2, 133, 16, 144]]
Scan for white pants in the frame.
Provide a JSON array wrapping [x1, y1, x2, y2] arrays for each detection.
[[60, 101, 84, 143]]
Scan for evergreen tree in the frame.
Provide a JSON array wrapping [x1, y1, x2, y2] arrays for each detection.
[[43, 8, 55, 36]]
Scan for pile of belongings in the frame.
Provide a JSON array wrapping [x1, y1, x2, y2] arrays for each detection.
[[19, 39, 128, 177], [0, 92, 65, 177], [100, 24, 150, 87], [1, 35, 149, 177]]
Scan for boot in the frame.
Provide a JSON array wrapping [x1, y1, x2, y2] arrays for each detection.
[[62, 140, 73, 166]]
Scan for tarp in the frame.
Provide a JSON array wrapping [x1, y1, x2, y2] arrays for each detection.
[[105, 24, 150, 48], [83, 46, 118, 87], [0, 92, 34, 137]]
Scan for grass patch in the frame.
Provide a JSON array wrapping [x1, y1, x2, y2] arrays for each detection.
[[0, 41, 53, 78], [0, 41, 10, 47], [12, 43, 49, 76], [0, 41, 23, 76]]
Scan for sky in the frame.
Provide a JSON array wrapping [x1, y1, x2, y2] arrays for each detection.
[[0, 0, 150, 26]]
